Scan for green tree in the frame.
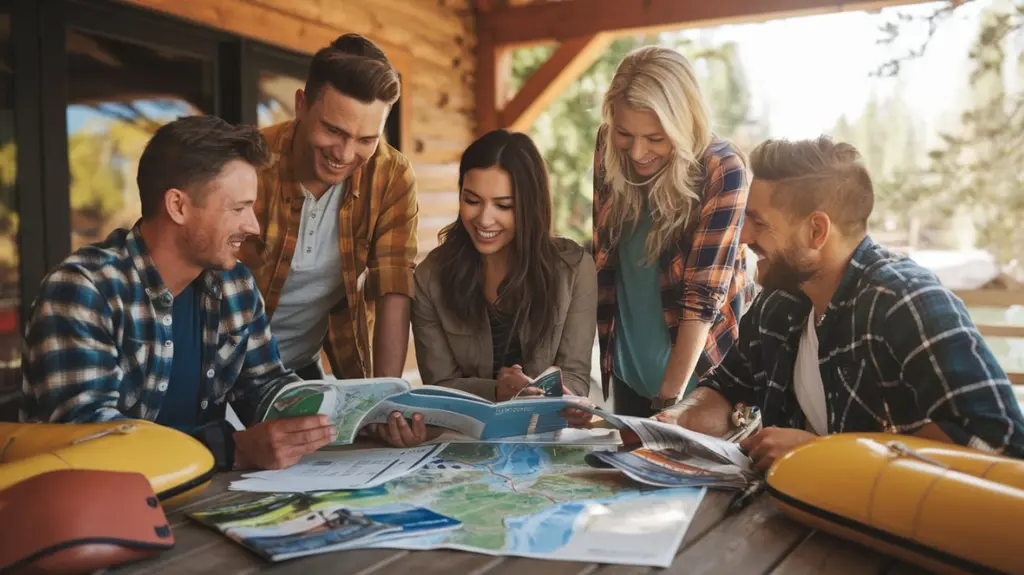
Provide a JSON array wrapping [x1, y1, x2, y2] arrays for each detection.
[[878, 0, 1024, 266]]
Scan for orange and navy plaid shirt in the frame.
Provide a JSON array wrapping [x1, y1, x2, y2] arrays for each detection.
[[240, 120, 419, 379], [592, 126, 755, 400]]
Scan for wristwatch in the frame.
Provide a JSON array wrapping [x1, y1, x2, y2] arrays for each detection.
[[650, 394, 680, 411]]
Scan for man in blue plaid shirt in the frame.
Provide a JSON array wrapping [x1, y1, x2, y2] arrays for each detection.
[[19, 116, 338, 471], [659, 136, 1024, 470]]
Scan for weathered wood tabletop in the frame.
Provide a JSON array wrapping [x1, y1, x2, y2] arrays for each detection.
[[108, 472, 932, 575]]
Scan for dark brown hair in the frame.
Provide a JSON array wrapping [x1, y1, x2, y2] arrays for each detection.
[[136, 115, 270, 218], [750, 135, 874, 234], [304, 33, 400, 106], [436, 129, 562, 350]]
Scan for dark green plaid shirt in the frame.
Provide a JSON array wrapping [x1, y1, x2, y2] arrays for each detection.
[[699, 237, 1024, 457]]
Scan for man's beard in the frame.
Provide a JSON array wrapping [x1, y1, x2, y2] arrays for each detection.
[[758, 246, 817, 294], [180, 225, 232, 271]]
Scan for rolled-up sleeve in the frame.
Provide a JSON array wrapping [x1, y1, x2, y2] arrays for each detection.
[[365, 159, 418, 300], [696, 294, 763, 408], [680, 153, 748, 322]]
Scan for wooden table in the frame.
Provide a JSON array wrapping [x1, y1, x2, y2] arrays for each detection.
[[110, 472, 931, 575]]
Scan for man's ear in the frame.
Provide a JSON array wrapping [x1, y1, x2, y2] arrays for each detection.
[[295, 88, 308, 120], [807, 211, 831, 250], [164, 188, 188, 225]]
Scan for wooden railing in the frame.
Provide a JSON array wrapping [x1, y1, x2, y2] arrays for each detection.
[[953, 289, 1024, 397]]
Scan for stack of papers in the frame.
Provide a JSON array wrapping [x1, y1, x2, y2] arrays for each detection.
[[229, 444, 446, 493], [580, 412, 756, 491], [587, 447, 751, 490]]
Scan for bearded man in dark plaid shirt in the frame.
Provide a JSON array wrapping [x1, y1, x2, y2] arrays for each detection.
[[658, 136, 1024, 470]]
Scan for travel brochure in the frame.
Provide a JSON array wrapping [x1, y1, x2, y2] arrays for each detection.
[[198, 376, 758, 566], [261, 370, 574, 445], [190, 494, 462, 562]]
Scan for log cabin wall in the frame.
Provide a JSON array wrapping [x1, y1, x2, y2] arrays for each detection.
[[117, 0, 476, 379]]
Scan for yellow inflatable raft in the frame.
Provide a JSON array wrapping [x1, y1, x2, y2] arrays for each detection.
[[0, 420, 216, 508], [766, 433, 1024, 575]]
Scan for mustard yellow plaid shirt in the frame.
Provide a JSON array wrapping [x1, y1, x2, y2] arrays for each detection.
[[240, 121, 419, 379]]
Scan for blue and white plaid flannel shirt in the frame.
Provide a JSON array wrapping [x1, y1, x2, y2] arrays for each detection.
[[699, 237, 1024, 457], [19, 223, 300, 466]]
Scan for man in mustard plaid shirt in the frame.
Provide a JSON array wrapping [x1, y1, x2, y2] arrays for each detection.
[[240, 34, 427, 447]]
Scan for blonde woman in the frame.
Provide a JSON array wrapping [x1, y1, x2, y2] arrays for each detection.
[[592, 46, 753, 417]]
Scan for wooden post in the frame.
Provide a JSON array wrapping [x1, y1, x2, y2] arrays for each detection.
[[474, 34, 499, 136]]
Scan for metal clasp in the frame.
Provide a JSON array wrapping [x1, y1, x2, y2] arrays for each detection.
[[72, 423, 138, 445], [885, 440, 948, 468]]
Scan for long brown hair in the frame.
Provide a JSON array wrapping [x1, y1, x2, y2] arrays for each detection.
[[436, 129, 561, 350]]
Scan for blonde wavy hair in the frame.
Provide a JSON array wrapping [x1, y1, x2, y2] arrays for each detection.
[[601, 46, 713, 263]]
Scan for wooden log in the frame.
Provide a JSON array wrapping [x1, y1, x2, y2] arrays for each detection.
[[120, 0, 409, 71]]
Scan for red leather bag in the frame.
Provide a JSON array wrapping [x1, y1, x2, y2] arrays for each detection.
[[0, 469, 175, 574]]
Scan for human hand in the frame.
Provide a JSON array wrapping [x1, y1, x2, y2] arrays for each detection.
[[559, 386, 595, 427], [363, 411, 428, 447], [651, 402, 687, 424], [739, 427, 817, 473], [233, 415, 337, 470], [495, 365, 540, 401]]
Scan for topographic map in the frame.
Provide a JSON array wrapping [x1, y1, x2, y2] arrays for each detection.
[[335, 443, 706, 567]]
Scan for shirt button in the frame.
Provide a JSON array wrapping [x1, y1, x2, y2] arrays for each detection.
[[200, 400, 209, 410], [160, 293, 172, 305], [306, 247, 312, 253], [206, 369, 215, 378], [162, 316, 172, 326], [164, 340, 173, 348], [158, 381, 168, 392], [311, 212, 317, 218]]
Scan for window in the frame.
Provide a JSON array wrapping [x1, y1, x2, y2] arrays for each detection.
[[65, 28, 215, 250], [258, 70, 304, 128], [0, 12, 20, 405]]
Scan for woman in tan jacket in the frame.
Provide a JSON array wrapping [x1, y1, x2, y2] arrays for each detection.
[[411, 129, 597, 417]]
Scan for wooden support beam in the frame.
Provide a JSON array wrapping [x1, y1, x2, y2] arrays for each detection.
[[478, 0, 930, 46], [501, 34, 611, 132], [475, 36, 500, 136]]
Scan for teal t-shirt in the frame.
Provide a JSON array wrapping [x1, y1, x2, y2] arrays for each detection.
[[612, 210, 676, 399]]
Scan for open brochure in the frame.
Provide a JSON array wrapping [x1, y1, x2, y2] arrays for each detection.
[[261, 375, 582, 445], [577, 410, 757, 491], [190, 494, 461, 562]]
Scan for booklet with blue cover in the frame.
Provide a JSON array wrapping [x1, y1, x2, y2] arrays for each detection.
[[260, 369, 580, 445], [190, 494, 461, 562]]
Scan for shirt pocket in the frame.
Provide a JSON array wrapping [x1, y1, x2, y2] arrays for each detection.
[[210, 331, 249, 401], [832, 357, 890, 432]]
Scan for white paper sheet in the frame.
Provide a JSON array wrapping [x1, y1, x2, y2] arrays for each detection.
[[228, 443, 447, 493]]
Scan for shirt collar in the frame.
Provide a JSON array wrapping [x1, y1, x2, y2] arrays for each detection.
[[125, 220, 223, 306], [824, 235, 876, 317]]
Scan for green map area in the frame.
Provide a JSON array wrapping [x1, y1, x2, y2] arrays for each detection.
[[296, 443, 704, 563]]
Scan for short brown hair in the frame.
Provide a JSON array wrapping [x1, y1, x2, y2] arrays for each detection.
[[137, 115, 270, 218], [749, 135, 874, 234], [304, 34, 400, 106]]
